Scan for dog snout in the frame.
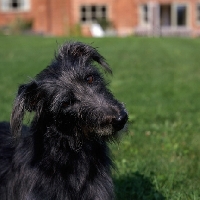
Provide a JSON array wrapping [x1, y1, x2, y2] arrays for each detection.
[[112, 110, 128, 131]]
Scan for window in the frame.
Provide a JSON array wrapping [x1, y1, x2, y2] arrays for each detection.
[[140, 4, 150, 27], [170, 4, 188, 27], [197, 4, 200, 24], [80, 5, 107, 23], [1, 0, 30, 12], [142, 5, 149, 23], [176, 5, 187, 26]]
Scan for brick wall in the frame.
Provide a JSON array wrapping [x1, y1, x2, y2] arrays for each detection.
[[112, 0, 137, 35], [33, 0, 71, 36]]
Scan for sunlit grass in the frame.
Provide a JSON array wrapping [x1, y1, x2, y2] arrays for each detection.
[[1, 35, 200, 199]]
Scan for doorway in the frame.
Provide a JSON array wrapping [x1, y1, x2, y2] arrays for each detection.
[[160, 5, 171, 27]]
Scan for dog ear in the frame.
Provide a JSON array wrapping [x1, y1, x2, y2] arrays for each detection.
[[10, 81, 39, 138]]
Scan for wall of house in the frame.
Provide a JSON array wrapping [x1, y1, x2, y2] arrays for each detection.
[[113, 0, 137, 36], [1, 0, 200, 36], [33, 0, 71, 36], [190, 0, 200, 36], [0, 12, 31, 26]]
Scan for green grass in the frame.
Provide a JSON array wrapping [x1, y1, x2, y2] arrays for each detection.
[[1, 35, 200, 199]]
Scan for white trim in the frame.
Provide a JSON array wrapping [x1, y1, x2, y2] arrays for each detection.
[[1, 0, 9, 11], [172, 3, 189, 27], [139, 3, 151, 28], [23, 0, 30, 10], [196, 3, 200, 26], [0, 0, 30, 12]]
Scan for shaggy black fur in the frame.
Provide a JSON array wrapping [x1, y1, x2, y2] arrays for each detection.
[[0, 42, 128, 200]]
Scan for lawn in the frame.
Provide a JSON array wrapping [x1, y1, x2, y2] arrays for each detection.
[[1, 35, 200, 199]]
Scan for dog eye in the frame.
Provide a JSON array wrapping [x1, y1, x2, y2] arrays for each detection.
[[62, 101, 69, 108], [86, 75, 94, 84]]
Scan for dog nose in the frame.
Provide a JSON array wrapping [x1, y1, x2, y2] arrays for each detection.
[[112, 110, 128, 131]]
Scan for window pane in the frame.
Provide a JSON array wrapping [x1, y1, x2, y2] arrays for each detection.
[[80, 5, 107, 23], [81, 6, 86, 13], [101, 6, 106, 18], [80, 6, 87, 22], [177, 6, 186, 26], [91, 5, 96, 13], [12, 3, 18, 8], [102, 6, 106, 12], [91, 5, 96, 21], [143, 5, 149, 23], [81, 16, 86, 22], [12, 0, 19, 9], [197, 5, 200, 22]]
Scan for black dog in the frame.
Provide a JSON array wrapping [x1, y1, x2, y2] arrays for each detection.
[[0, 42, 128, 200]]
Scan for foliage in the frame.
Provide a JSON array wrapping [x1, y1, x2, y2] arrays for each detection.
[[69, 24, 82, 37], [1, 17, 33, 35], [97, 18, 112, 31], [0, 36, 200, 199]]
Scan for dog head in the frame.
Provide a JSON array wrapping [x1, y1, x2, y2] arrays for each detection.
[[11, 42, 128, 140]]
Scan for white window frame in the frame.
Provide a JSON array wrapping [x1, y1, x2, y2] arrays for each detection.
[[139, 3, 151, 28], [80, 5, 107, 24], [196, 3, 200, 25], [171, 3, 189, 27], [1, 0, 30, 12]]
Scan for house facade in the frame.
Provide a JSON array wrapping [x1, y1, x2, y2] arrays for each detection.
[[0, 0, 200, 37], [135, 0, 200, 37]]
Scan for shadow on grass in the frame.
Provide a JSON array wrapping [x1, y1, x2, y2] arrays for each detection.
[[114, 172, 165, 200]]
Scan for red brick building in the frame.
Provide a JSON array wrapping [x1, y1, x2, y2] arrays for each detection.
[[1, 0, 200, 37]]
